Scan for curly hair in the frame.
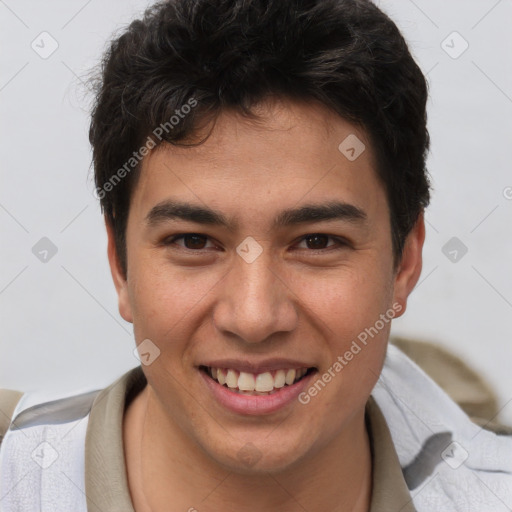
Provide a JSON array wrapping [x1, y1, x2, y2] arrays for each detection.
[[89, 0, 431, 277]]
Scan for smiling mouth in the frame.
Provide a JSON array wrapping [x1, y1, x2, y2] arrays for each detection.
[[199, 365, 317, 396]]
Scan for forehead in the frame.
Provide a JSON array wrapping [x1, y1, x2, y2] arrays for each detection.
[[129, 98, 387, 227]]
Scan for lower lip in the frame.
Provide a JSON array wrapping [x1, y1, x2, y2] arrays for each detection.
[[199, 368, 317, 415]]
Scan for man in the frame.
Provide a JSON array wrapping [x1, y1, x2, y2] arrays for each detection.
[[1, 0, 511, 511]]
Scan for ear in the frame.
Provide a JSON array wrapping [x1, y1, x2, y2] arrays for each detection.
[[105, 217, 133, 323], [391, 212, 425, 318]]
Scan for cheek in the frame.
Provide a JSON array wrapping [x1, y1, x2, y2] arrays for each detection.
[[291, 262, 392, 397], [127, 255, 221, 350], [291, 262, 392, 334], [299, 273, 391, 427]]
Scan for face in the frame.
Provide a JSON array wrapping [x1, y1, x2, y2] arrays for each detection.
[[108, 97, 424, 474]]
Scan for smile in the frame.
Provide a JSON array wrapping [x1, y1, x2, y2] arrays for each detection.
[[200, 366, 314, 395], [199, 365, 318, 415]]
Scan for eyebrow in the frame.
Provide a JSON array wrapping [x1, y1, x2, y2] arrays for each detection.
[[145, 199, 367, 230]]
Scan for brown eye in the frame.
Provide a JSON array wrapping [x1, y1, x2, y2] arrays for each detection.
[[303, 234, 330, 250], [294, 234, 348, 252], [183, 234, 208, 249], [165, 233, 215, 250]]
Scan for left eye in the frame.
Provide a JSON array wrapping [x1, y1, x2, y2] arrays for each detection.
[[295, 234, 344, 250]]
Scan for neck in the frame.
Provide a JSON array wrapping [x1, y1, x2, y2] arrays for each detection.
[[124, 386, 372, 512]]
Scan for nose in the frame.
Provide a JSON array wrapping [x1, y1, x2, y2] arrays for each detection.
[[213, 250, 298, 344]]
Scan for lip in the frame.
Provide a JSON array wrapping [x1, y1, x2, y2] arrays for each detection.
[[199, 366, 317, 415], [199, 358, 316, 374]]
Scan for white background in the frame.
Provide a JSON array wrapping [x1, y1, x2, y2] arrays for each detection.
[[1, 0, 511, 424]]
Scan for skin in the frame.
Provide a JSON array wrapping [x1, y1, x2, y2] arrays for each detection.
[[108, 97, 425, 511]]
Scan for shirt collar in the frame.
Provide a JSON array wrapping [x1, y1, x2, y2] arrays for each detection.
[[366, 395, 417, 511]]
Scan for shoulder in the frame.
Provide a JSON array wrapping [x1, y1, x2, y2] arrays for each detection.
[[390, 336, 512, 435], [0, 366, 145, 444], [10, 388, 102, 430], [0, 386, 103, 451], [0, 389, 24, 447], [375, 342, 512, 508]]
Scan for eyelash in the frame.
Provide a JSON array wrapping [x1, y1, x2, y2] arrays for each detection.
[[163, 233, 348, 253]]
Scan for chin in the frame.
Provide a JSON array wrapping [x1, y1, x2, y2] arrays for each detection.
[[205, 435, 309, 475]]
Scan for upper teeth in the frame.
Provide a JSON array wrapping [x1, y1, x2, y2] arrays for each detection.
[[208, 367, 308, 392]]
